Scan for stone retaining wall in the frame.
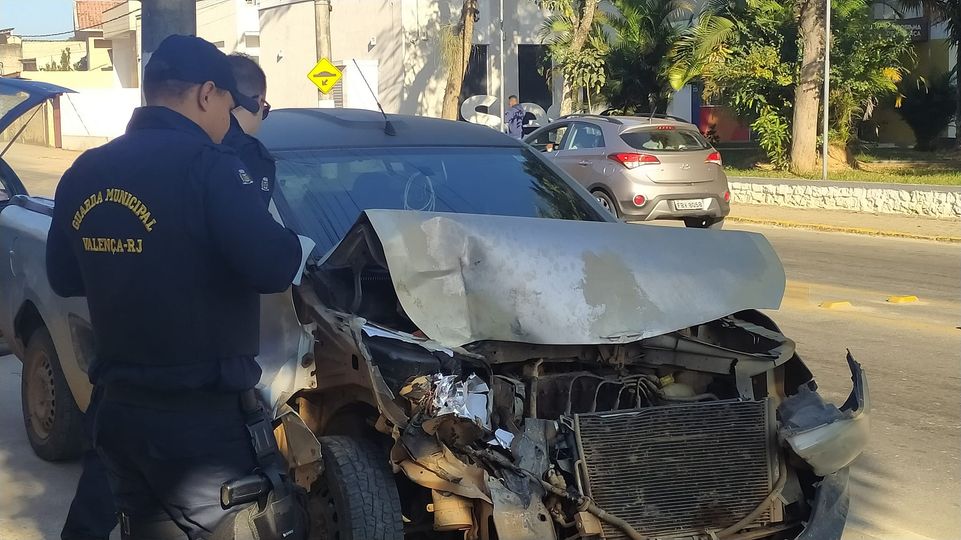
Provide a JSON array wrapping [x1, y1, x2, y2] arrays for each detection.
[[729, 179, 961, 219]]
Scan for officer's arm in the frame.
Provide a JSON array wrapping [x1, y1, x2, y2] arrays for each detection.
[[46, 172, 85, 297], [203, 152, 303, 294]]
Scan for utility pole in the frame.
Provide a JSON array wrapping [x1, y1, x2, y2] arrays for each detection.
[[821, 0, 831, 181], [141, 0, 196, 77], [499, 0, 505, 133], [315, 0, 332, 106]]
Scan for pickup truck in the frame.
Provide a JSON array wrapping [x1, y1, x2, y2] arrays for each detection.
[[0, 79, 869, 540]]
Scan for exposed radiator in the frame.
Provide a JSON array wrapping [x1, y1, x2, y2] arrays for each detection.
[[573, 399, 779, 539]]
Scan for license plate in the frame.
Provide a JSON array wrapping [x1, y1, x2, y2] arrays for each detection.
[[674, 199, 705, 211]]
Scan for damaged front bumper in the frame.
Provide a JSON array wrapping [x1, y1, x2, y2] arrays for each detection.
[[795, 467, 850, 540], [779, 352, 870, 477]]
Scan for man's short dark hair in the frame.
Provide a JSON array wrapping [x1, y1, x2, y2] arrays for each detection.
[[227, 54, 267, 99], [509, 95, 518, 101], [142, 57, 200, 104]]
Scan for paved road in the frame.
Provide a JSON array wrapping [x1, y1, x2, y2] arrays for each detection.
[[735, 224, 961, 540], [1, 223, 958, 540]]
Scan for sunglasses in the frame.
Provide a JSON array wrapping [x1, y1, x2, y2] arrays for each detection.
[[261, 101, 271, 120]]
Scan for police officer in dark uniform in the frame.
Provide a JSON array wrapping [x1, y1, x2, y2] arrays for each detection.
[[224, 53, 274, 205], [46, 35, 306, 539]]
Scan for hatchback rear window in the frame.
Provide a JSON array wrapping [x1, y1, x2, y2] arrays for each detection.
[[620, 129, 710, 152]]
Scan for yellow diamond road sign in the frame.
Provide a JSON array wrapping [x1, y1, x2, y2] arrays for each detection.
[[307, 58, 342, 94]]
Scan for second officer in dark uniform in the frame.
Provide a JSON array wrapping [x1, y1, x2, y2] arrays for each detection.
[[46, 35, 305, 539], [224, 53, 274, 205]]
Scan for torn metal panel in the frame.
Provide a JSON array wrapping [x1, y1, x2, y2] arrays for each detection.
[[779, 353, 870, 476], [486, 474, 557, 540], [255, 291, 314, 410], [341, 210, 784, 347], [392, 432, 492, 503]]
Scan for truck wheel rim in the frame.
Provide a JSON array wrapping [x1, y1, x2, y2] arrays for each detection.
[[27, 351, 56, 441]]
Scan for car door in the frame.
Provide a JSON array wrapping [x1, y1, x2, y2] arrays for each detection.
[[552, 122, 606, 187], [525, 122, 571, 157]]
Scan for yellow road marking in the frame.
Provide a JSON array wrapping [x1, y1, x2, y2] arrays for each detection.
[[819, 300, 853, 309], [887, 295, 920, 304]]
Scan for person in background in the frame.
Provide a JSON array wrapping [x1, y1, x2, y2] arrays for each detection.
[[504, 95, 525, 139], [224, 53, 274, 205]]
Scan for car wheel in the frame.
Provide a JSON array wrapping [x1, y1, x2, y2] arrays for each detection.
[[683, 217, 724, 229], [21, 326, 84, 462], [309, 436, 404, 540], [592, 190, 619, 218]]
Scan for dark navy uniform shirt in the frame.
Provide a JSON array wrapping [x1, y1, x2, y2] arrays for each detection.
[[222, 115, 275, 206], [46, 107, 302, 392]]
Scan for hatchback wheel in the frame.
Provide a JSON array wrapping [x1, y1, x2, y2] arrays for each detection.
[[21, 326, 84, 461], [592, 190, 619, 218]]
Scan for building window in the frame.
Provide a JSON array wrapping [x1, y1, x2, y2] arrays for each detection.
[[517, 44, 552, 111]]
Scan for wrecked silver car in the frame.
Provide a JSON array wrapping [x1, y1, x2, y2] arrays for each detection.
[[1, 108, 868, 539]]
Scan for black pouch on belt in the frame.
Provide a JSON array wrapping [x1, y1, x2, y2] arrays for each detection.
[[214, 390, 308, 540]]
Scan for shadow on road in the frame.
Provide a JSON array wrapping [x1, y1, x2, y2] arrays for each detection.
[[0, 354, 83, 540]]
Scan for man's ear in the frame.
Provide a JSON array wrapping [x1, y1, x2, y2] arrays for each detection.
[[197, 81, 218, 111]]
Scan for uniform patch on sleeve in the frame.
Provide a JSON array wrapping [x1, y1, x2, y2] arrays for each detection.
[[238, 169, 254, 185], [261, 177, 270, 192]]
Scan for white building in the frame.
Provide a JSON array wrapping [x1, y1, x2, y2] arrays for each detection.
[[103, 0, 263, 89], [258, 0, 561, 119]]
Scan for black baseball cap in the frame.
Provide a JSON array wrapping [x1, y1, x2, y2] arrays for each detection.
[[143, 34, 259, 113]]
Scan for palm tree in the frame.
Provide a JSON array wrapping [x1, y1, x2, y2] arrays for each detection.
[[602, 0, 735, 113], [440, 0, 480, 120], [895, 0, 960, 148], [538, 0, 605, 115]]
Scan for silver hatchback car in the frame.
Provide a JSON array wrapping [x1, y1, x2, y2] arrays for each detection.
[[525, 114, 731, 227]]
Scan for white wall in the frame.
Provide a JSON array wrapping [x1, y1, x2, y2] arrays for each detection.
[[259, 0, 561, 117], [260, 0, 321, 108], [59, 89, 141, 150]]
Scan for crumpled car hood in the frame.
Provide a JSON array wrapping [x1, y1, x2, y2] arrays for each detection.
[[324, 210, 786, 348]]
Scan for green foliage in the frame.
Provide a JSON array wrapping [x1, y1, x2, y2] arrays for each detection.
[[538, 0, 609, 110], [751, 107, 792, 169], [698, 0, 911, 167], [898, 73, 958, 150], [42, 48, 73, 72], [828, 2, 912, 145]]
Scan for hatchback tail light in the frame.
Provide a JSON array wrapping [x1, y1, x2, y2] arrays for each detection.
[[705, 151, 723, 166], [633, 194, 647, 207], [723, 190, 731, 202], [609, 153, 660, 169]]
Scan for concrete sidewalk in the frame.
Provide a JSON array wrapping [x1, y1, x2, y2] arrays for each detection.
[[730, 203, 961, 242]]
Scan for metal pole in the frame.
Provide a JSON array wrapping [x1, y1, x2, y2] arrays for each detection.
[[314, 0, 332, 60], [499, 0, 505, 133], [315, 0, 332, 106], [822, 0, 831, 181], [141, 0, 196, 91]]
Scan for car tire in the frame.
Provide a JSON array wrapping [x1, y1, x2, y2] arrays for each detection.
[[592, 190, 619, 218], [683, 217, 724, 229], [21, 326, 84, 462], [309, 436, 404, 540]]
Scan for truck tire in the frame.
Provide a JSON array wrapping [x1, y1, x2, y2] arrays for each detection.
[[310, 436, 404, 540], [21, 326, 84, 461]]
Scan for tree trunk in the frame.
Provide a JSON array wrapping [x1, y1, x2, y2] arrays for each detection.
[[558, 0, 600, 116], [441, 0, 478, 120], [790, 0, 823, 175], [955, 62, 960, 151]]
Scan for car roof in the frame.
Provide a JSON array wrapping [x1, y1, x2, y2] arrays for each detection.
[[535, 114, 698, 132], [258, 108, 525, 152]]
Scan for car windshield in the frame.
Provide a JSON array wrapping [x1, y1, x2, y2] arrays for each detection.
[[273, 146, 605, 254], [621, 128, 709, 152]]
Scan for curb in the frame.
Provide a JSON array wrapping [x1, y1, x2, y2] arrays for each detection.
[[727, 216, 961, 243]]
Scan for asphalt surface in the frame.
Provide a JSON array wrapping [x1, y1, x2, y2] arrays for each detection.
[[1, 223, 959, 540]]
